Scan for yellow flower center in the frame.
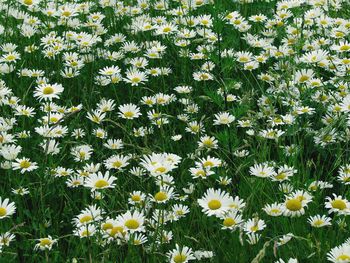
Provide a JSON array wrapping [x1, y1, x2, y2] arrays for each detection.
[[299, 75, 309, 82], [43, 86, 54, 95], [40, 238, 52, 246], [195, 170, 206, 177], [313, 220, 324, 226], [20, 160, 31, 169], [223, 218, 236, 227], [102, 222, 113, 230], [286, 199, 302, 211], [112, 161, 122, 168], [275, 173, 286, 180], [340, 45, 350, 51], [154, 191, 167, 201], [124, 219, 140, 229], [0, 207, 7, 217], [94, 180, 109, 188], [250, 225, 259, 232], [208, 199, 221, 210], [173, 254, 187, 263], [203, 161, 214, 167], [203, 140, 213, 147], [123, 111, 134, 118], [62, 11, 71, 17], [79, 215, 93, 224], [48, 116, 58, 123], [6, 54, 16, 61], [270, 208, 281, 214], [131, 195, 141, 202], [131, 77, 141, 83], [81, 230, 90, 237], [332, 200, 347, 210], [23, 0, 33, 5], [109, 226, 125, 237], [155, 166, 166, 173], [337, 254, 350, 261]]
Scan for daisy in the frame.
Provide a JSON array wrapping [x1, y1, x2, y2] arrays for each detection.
[[71, 145, 93, 162], [103, 139, 124, 150], [244, 218, 266, 233], [193, 71, 213, 81], [172, 204, 190, 220], [124, 69, 148, 86], [167, 244, 195, 263], [213, 112, 235, 126], [104, 154, 131, 170], [74, 225, 96, 238], [328, 243, 350, 262], [12, 157, 38, 174], [0, 144, 22, 161], [189, 166, 214, 179], [198, 188, 232, 217], [198, 135, 218, 149], [66, 176, 83, 188], [84, 171, 116, 190], [196, 156, 222, 170], [294, 69, 314, 84], [99, 65, 120, 76], [12, 187, 29, 196], [325, 194, 350, 215], [34, 236, 57, 251], [220, 211, 243, 230], [141, 153, 180, 176], [73, 205, 103, 226], [152, 186, 175, 204], [249, 163, 276, 178], [128, 191, 146, 205], [0, 197, 16, 219], [283, 196, 307, 217], [86, 110, 106, 124], [118, 104, 141, 119], [228, 196, 246, 211], [33, 83, 64, 101], [20, 0, 40, 7], [338, 164, 350, 185], [332, 41, 350, 52], [117, 210, 145, 233], [308, 215, 332, 228], [155, 23, 178, 35], [129, 233, 148, 245], [271, 165, 296, 182], [259, 129, 285, 140], [263, 202, 284, 216], [0, 232, 15, 247]]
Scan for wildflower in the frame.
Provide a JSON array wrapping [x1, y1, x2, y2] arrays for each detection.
[[198, 188, 232, 217], [34, 236, 57, 251], [118, 104, 141, 119], [84, 171, 116, 190], [167, 244, 195, 263], [117, 211, 145, 233], [12, 157, 38, 174], [0, 197, 16, 219], [33, 83, 64, 101]]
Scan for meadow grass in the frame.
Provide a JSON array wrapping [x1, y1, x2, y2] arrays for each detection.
[[1, 0, 350, 262]]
